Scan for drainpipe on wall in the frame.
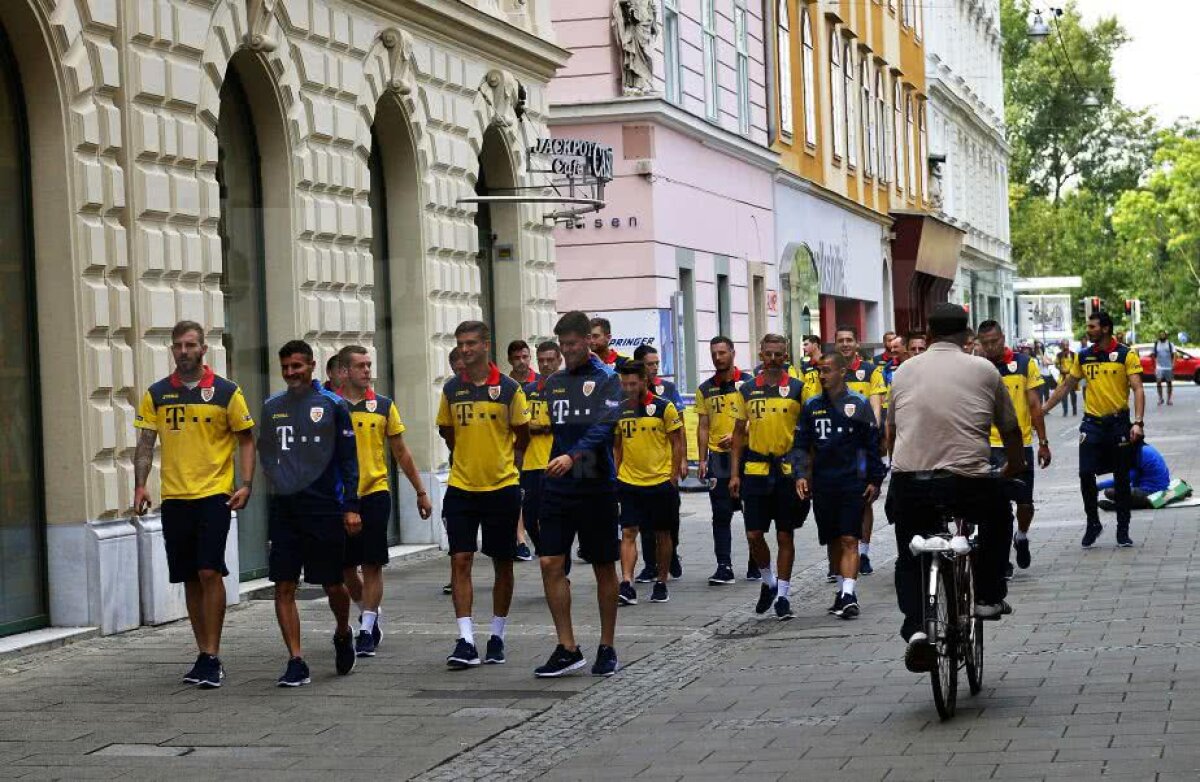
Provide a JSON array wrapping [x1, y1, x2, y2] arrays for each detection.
[[763, 0, 778, 147]]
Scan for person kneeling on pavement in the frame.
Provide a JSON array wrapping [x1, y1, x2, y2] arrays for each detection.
[[1096, 442, 1187, 510]]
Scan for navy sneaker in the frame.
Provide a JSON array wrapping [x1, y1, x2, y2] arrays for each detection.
[[484, 636, 506, 664], [1116, 527, 1134, 547], [859, 554, 874, 575], [635, 566, 656, 584], [442, 583, 453, 595], [182, 653, 205, 684], [745, 564, 762, 582], [826, 570, 837, 584], [534, 644, 586, 677], [827, 592, 840, 614], [669, 555, 683, 579], [775, 596, 794, 621], [371, 616, 382, 649], [1015, 537, 1032, 569], [591, 645, 619, 677], [1082, 522, 1103, 548], [755, 582, 778, 614], [618, 581, 638, 606], [975, 600, 1013, 620], [196, 654, 224, 689], [277, 657, 311, 688], [708, 565, 736, 585], [447, 638, 481, 669], [515, 542, 533, 562], [651, 581, 669, 603], [834, 592, 860, 620], [355, 629, 377, 658], [334, 631, 356, 675]]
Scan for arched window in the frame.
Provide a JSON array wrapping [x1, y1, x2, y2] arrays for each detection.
[[918, 100, 929, 201], [843, 42, 856, 168], [893, 77, 905, 193], [876, 70, 888, 182], [777, 0, 794, 137], [830, 30, 844, 159], [906, 93, 916, 195], [801, 7, 817, 145], [861, 57, 874, 178]]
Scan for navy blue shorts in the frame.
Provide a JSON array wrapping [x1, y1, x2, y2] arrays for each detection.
[[741, 475, 809, 533], [161, 494, 231, 583], [706, 452, 742, 520], [268, 495, 345, 586], [520, 470, 544, 551], [618, 481, 680, 532], [343, 490, 391, 567], [1079, 414, 1133, 477], [538, 489, 620, 564], [444, 485, 521, 560], [812, 489, 864, 546], [990, 446, 1035, 505]]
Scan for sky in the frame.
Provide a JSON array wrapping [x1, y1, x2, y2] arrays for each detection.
[[1075, 0, 1200, 124]]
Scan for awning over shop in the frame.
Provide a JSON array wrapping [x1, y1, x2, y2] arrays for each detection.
[[890, 213, 965, 332]]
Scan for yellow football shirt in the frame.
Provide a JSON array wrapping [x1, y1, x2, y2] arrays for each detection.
[[989, 351, 1044, 446], [523, 380, 553, 472], [735, 373, 806, 476], [799, 358, 821, 403], [616, 394, 682, 486], [436, 364, 530, 491], [694, 367, 750, 454], [1069, 340, 1142, 418], [135, 367, 254, 500], [347, 390, 406, 496]]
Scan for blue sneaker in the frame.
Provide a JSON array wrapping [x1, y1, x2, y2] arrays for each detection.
[[858, 554, 874, 575], [277, 657, 311, 688], [334, 631, 356, 675], [182, 653, 205, 684], [774, 596, 794, 621], [745, 564, 762, 582], [515, 542, 534, 562], [447, 638, 481, 669], [755, 582, 778, 614], [635, 566, 655, 584], [196, 654, 224, 689], [485, 636, 506, 665], [669, 555, 683, 579], [355, 630, 377, 658], [591, 645, 620, 677], [618, 581, 638, 606], [371, 616, 382, 649], [534, 644, 586, 677], [650, 581, 669, 603]]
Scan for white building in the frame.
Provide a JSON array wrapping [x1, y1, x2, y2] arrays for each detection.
[[922, 0, 1014, 331], [0, 0, 566, 640]]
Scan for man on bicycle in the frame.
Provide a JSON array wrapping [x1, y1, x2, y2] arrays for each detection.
[[886, 304, 1026, 673]]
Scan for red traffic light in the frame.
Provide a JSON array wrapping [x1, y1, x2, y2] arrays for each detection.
[[1124, 299, 1133, 315]]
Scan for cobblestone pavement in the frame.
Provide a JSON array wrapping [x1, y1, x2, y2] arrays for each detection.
[[2, 387, 1199, 780]]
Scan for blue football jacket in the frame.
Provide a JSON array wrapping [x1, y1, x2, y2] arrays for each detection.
[[542, 355, 623, 493], [790, 389, 887, 492]]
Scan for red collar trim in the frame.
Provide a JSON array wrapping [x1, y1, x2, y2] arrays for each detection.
[[525, 368, 538, 384], [712, 366, 745, 385], [601, 349, 619, 365], [169, 365, 215, 389], [364, 387, 377, 401], [1098, 338, 1119, 353], [652, 376, 663, 386], [626, 392, 656, 408], [755, 370, 790, 388], [1000, 347, 1015, 364], [461, 362, 502, 385], [849, 355, 863, 372]]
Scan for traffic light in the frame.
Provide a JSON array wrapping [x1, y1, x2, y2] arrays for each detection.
[[1124, 299, 1133, 316], [1082, 296, 1103, 318]]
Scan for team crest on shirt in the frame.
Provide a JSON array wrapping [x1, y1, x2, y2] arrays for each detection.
[[655, 384, 664, 395], [200, 387, 214, 403], [1109, 352, 1118, 362], [310, 407, 324, 423], [365, 399, 377, 413], [582, 380, 595, 396], [856, 369, 866, 381], [844, 403, 856, 417], [488, 386, 501, 401], [778, 384, 789, 396], [1007, 361, 1017, 373], [645, 403, 656, 416]]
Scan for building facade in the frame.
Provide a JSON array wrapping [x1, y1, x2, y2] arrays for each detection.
[[549, 0, 776, 390], [923, 0, 1013, 332], [0, 0, 567, 638]]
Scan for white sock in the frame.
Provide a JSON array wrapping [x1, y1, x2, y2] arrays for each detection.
[[761, 564, 777, 588], [361, 611, 377, 634], [836, 575, 844, 590], [456, 616, 474, 646], [859, 542, 870, 555], [842, 577, 857, 596], [355, 601, 364, 614], [1015, 530, 1028, 542], [491, 615, 507, 640], [777, 579, 791, 599]]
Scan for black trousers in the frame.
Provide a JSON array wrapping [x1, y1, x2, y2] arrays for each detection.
[[1079, 414, 1134, 528], [886, 472, 1013, 635]]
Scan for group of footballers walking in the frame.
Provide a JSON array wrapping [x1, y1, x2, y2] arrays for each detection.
[[133, 301, 1146, 688]]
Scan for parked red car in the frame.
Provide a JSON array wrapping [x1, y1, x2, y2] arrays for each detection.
[[1136, 344, 1200, 383]]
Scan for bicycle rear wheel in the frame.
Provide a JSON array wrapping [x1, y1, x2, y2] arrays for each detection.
[[929, 560, 959, 719], [958, 554, 983, 695]]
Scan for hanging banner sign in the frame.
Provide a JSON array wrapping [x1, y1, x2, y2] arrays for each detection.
[[529, 138, 614, 181]]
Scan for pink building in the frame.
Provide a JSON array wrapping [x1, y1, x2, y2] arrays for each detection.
[[550, 0, 778, 389]]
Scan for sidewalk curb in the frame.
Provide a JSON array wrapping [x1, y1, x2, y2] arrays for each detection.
[[0, 627, 100, 664]]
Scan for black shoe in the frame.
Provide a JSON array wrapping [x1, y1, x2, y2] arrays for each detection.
[[1117, 527, 1134, 547], [858, 554, 874, 575], [447, 638, 481, 669], [442, 583, 453, 595], [826, 570, 837, 584], [670, 555, 683, 579], [651, 581, 669, 603], [591, 644, 619, 677], [755, 582, 778, 614], [183, 653, 205, 684], [515, 542, 533, 562], [1015, 537, 1031, 569], [1004, 561, 1015, 581], [827, 592, 840, 614], [334, 631, 356, 675], [1098, 499, 1117, 512], [975, 600, 1013, 620], [634, 566, 656, 584], [774, 596, 794, 621], [745, 564, 762, 582], [833, 592, 860, 619], [485, 636, 506, 664], [277, 656, 311, 687], [196, 654, 224, 689], [1082, 522, 1103, 548], [371, 616, 382, 649], [618, 581, 638, 606], [534, 644, 586, 677], [354, 629, 377, 658], [708, 564, 736, 585], [904, 634, 936, 673]]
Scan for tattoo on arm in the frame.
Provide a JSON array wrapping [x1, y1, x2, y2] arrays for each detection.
[[134, 429, 157, 488]]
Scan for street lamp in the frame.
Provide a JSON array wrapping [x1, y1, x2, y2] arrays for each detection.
[[1082, 91, 1101, 109], [1027, 7, 1062, 42]]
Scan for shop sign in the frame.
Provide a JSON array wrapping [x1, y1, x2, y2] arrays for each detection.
[[529, 138, 614, 181]]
